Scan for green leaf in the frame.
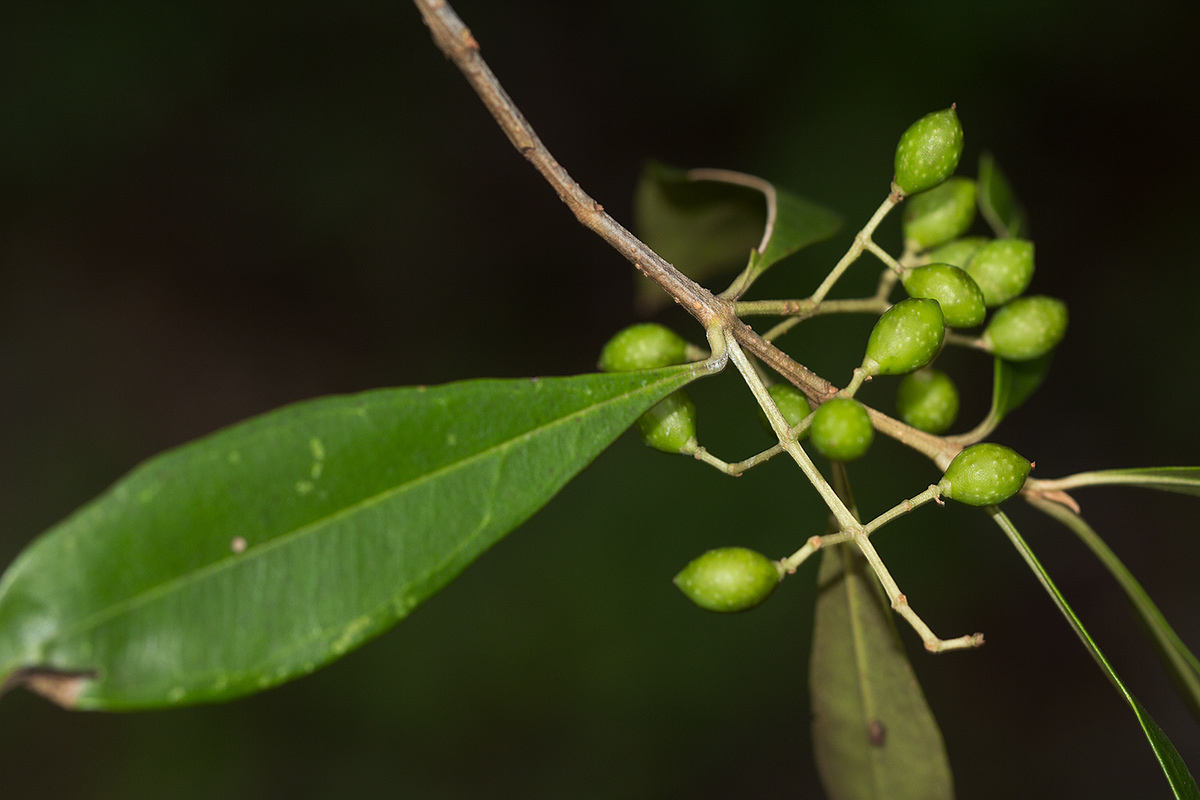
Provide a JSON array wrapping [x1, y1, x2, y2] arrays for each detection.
[[977, 152, 1027, 238], [1026, 495, 1200, 725], [990, 352, 1053, 424], [633, 162, 841, 310], [1037, 467, 1200, 497], [0, 367, 701, 710], [810, 465, 953, 800], [989, 509, 1200, 799]]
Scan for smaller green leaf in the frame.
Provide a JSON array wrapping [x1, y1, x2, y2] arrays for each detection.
[[990, 353, 1053, 424], [977, 152, 1027, 238], [1036, 467, 1200, 497], [989, 509, 1200, 800], [810, 464, 953, 800], [633, 162, 840, 309], [1027, 495, 1200, 725]]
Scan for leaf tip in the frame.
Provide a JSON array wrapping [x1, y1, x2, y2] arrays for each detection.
[[1, 666, 97, 709]]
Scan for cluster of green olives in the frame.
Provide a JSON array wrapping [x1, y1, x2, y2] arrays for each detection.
[[889, 107, 1067, 431], [595, 107, 1060, 614]]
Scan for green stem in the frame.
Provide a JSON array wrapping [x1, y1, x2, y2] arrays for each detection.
[[726, 337, 857, 530], [810, 195, 900, 304]]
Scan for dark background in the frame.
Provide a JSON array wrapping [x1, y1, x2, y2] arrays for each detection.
[[2, 1, 1199, 797]]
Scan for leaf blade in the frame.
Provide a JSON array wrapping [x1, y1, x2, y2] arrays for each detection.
[[989, 508, 1200, 799], [810, 464, 954, 800], [1026, 495, 1200, 724], [633, 162, 840, 309], [0, 367, 701, 709], [977, 152, 1027, 239], [991, 353, 1054, 424], [1039, 467, 1200, 497]]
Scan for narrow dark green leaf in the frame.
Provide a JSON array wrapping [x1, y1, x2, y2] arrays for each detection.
[[989, 509, 1200, 799], [633, 162, 841, 309], [810, 464, 953, 800], [1039, 467, 1200, 497], [1027, 495, 1200, 724], [990, 353, 1053, 424], [0, 367, 701, 710], [977, 152, 1027, 238]]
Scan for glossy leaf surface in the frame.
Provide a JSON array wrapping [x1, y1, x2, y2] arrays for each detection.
[[810, 465, 953, 800], [990, 509, 1199, 799], [977, 152, 1027, 238], [0, 367, 701, 709], [633, 162, 840, 308]]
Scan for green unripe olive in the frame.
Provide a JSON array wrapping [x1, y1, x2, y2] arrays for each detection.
[[901, 264, 986, 328], [938, 443, 1031, 506], [965, 238, 1034, 307], [893, 107, 964, 196], [810, 397, 874, 462], [636, 390, 696, 453], [758, 382, 812, 436], [673, 547, 783, 613], [598, 323, 688, 372], [982, 295, 1068, 361], [896, 368, 959, 434], [862, 298, 946, 376], [925, 236, 989, 269], [902, 177, 977, 250]]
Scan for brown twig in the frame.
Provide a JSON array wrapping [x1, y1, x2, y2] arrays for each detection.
[[410, 0, 954, 464]]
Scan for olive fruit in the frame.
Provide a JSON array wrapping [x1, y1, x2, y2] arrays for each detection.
[[901, 264, 986, 328], [758, 382, 812, 435], [862, 298, 946, 376], [810, 397, 874, 462], [636, 390, 697, 453], [925, 236, 989, 269], [893, 107, 964, 196], [964, 238, 1034, 307], [598, 322, 688, 372], [982, 296, 1068, 361], [673, 547, 783, 613], [896, 368, 959, 434], [902, 177, 977, 251], [938, 443, 1031, 506]]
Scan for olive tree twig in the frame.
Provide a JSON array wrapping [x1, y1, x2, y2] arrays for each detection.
[[410, 0, 956, 467]]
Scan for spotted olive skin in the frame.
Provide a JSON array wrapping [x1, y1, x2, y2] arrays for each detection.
[[673, 547, 782, 613], [598, 323, 688, 372], [896, 369, 960, 434], [636, 390, 696, 453], [902, 177, 977, 250], [893, 107, 964, 196], [982, 295, 1068, 361], [938, 443, 1031, 506], [863, 298, 946, 376], [926, 236, 989, 268], [902, 264, 986, 328], [758, 382, 812, 436], [965, 238, 1034, 307], [810, 397, 874, 462]]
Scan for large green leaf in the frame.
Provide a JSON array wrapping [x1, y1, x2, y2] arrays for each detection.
[[1037, 467, 1200, 497], [989, 509, 1200, 799], [1026, 495, 1200, 724], [977, 152, 1027, 239], [632, 162, 841, 309], [0, 367, 701, 710], [810, 464, 953, 800]]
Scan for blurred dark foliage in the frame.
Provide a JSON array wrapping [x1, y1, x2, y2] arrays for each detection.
[[1, 1, 1199, 797]]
